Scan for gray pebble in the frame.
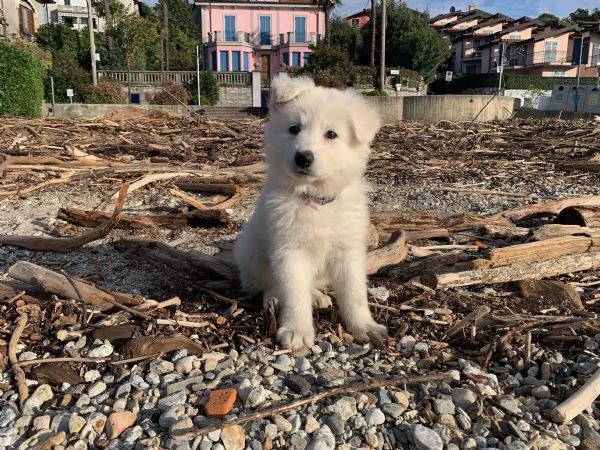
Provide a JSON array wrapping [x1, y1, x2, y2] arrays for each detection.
[[365, 408, 386, 426], [307, 424, 336, 450], [412, 424, 443, 450], [324, 413, 345, 435], [158, 391, 188, 410]]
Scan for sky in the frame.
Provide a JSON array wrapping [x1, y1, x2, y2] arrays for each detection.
[[336, 0, 599, 20]]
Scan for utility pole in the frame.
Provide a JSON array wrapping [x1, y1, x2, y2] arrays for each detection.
[[379, 0, 386, 91], [86, 0, 97, 87], [497, 42, 505, 95], [370, 0, 376, 67]]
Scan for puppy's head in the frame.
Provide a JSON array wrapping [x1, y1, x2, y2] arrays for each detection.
[[264, 76, 381, 192]]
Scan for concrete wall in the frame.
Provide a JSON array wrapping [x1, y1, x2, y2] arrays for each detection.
[[364, 95, 518, 123]]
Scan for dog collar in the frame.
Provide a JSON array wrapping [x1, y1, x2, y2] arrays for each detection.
[[300, 192, 336, 210]]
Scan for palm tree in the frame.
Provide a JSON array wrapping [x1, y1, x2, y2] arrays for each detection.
[[313, 0, 343, 46], [160, 0, 169, 71], [370, 0, 376, 66]]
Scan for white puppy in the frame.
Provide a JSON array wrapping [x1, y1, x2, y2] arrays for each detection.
[[234, 76, 387, 351]]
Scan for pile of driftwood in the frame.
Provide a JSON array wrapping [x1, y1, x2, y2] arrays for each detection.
[[2, 115, 600, 424]]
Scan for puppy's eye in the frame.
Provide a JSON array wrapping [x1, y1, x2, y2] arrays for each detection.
[[325, 130, 337, 140], [289, 125, 301, 135]]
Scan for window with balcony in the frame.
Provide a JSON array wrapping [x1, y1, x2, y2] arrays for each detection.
[[220, 51, 229, 71], [543, 40, 558, 63], [243, 52, 250, 71], [232, 51, 241, 71], [259, 15, 272, 45], [224, 15, 236, 42], [19, 3, 34, 37], [294, 16, 307, 43]]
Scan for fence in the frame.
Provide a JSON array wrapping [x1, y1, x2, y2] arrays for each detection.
[[98, 71, 251, 86]]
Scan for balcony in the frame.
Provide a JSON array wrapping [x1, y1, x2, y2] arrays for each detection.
[[462, 49, 482, 59], [56, 5, 90, 16], [505, 50, 571, 68], [205, 31, 320, 48]]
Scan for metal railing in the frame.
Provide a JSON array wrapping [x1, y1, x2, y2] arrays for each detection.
[[56, 5, 90, 15], [505, 50, 571, 68], [462, 49, 482, 59], [98, 70, 251, 86]]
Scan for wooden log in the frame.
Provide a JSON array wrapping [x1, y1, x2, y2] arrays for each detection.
[[174, 178, 240, 196], [530, 224, 592, 241], [484, 225, 529, 239], [367, 230, 408, 275], [370, 211, 512, 232], [489, 196, 600, 222], [550, 366, 600, 423], [420, 252, 600, 290], [58, 207, 229, 230], [559, 161, 600, 173], [556, 206, 600, 228], [469, 235, 594, 270], [8, 261, 116, 311]]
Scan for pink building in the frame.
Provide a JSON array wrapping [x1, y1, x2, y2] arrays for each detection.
[[194, 0, 324, 83], [346, 9, 370, 29]]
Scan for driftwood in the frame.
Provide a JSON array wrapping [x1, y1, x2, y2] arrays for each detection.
[[367, 230, 408, 275], [489, 196, 600, 222], [174, 178, 240, 195], [421, 252, 600, 290], [556, 206, 600, 228], [530, 224, 592, 241], [469, 235, 595, 270], [371, 211, 512, 232], [0, 184, 128, 251], [58, 207, 229, 230], [7, 261, 141, 311], [550, 366, 600, 423]]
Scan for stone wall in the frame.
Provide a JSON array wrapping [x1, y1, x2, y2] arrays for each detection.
[[217, 86, 253, 107]]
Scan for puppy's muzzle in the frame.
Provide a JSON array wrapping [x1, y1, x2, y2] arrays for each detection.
[[294, 150, 314, 171]]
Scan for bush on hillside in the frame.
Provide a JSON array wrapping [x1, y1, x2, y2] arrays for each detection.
[[84, 81, 127, 104], [148, 80, 190, 105], [0, 41, 44, 117]]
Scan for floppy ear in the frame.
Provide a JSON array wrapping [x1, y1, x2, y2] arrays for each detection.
[[348, 96, 381, 145], [269, 76, 315, 110]]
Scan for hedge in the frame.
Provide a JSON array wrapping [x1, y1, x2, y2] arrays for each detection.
[[0, 41, 44, 118], [430, 73, 599, 94]]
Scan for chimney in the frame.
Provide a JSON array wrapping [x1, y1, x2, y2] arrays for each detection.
[[468, 3, 476, 11]]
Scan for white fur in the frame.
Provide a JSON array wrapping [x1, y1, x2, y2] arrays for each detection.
[[234, 76, 387, 351]]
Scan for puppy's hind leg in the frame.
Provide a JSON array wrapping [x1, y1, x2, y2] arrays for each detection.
[[330, 249, 388, 343]]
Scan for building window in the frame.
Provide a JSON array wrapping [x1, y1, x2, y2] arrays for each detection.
[[482, 27, 493, 35], [465, 63, 478, 74], [64, 0, 71, 5], [63, 16, 74, 27], [224, 15, 236, 42], [291, 52, 301, 67], [282, 52, 289, 66], [508, 33, 522, 42], [303, 52, 311, 66], [554, 71, 566, 77], [591, 43, 599, 66], [259, 15, 271, 45], [219, 51, 229, 71], [544, 40, 558, 62], [351, 18, 359, 28], [294, 16, 306, 43], [211, 51, 217, 71], [231, 51, 241, 71], [243, 52, 250, 71], [19, 3, 35, 36]]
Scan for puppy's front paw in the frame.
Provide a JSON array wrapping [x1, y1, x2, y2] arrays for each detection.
[[347, 320, 388, 343], [276, 324, 315, 351], [312, 290, 333, 309]]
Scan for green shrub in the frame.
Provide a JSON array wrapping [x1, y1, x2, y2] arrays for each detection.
[[0, 41, 44, 118], [148, 80, 191, 105], [185, 71, 220, 106], [430, 73, 600, 94], [45, 50, 90, 102], [361, 89, 388, 96], [84, 81, 126, 104]]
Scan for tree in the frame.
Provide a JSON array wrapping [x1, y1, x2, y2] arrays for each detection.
[[312, 0, 343, 46], [165, 0, 201, 70], [566, 8, 600, 24], [370, 0, 376, 67], [329, 16, 362, 63], [161, 0, 169, 70], [536, 13, 560, 25], [398, 27, 450, 82], [46, 50, 91, 102]]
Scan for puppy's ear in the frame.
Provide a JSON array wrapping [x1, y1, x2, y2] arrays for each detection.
[[348, 96, 381, 145], [269, 76, 315, 110]]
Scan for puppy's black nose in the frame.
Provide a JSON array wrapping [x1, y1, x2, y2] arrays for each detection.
[[295, 150, 314, 168]]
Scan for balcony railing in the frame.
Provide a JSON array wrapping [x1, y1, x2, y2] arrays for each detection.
[[56, 5, 91, 15], [98, 70, 251, 86], [462, 49, 482, 59], [505, 50, 571, 68], [205, 31, 320, 47]]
